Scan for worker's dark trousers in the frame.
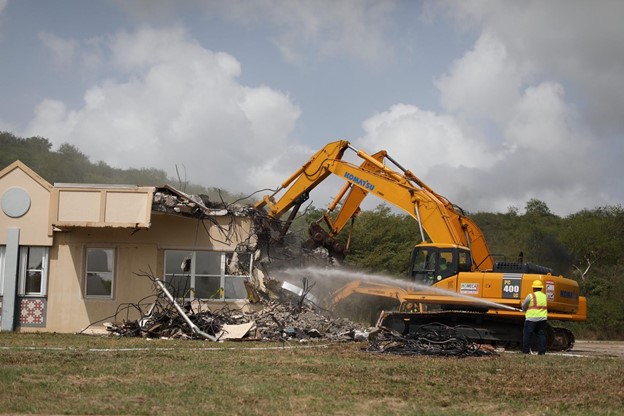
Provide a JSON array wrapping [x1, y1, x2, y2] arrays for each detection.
[[523, 319, 547, 354]]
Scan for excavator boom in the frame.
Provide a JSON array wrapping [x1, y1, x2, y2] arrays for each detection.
[[256, 140, 494, 270]]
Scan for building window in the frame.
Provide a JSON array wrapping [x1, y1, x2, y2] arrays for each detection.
[[85, 248, 115, 298], [18, 247, 48, 296], [164, 250, 252, 300]]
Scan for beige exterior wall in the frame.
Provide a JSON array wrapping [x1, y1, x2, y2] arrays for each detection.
[[29, 211, 256, 334], [0, 162, 52, 246], [43, 234, 159, 333]]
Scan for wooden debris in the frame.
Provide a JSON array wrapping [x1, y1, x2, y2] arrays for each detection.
[[103, 279, 369, 342]]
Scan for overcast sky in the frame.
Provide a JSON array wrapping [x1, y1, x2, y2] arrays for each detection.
[[1, 0, 623, 216]]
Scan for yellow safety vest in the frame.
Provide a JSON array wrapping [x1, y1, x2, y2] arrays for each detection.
[[526, 291, 548, 319]]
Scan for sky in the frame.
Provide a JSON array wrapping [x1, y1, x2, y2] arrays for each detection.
[[1, 0, 623, 216]]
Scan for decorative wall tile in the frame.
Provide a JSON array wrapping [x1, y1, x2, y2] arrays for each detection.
[[18, 298, 46, 327]]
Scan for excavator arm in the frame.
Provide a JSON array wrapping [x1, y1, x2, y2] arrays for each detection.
[[255, 140, 494, 271], [255, 140, 350, 217]]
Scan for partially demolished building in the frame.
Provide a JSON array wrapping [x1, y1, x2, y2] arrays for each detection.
[[0, 161, 265, 334], [0, 161, 503, 355]]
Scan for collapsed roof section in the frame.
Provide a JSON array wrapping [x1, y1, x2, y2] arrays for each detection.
[[152, 185, 254, 219], [50, 182, 256, 230]]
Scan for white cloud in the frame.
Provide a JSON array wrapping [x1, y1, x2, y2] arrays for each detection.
[[288, 77, 601, 216], [356, 103, 494, 172], [37, 31, 107, 74], [11, 1, 621, 218], [352, 20, 606, 216], [437, 0, 624, 136], [212, 0, 396, 64], [38, 32, 79, 67], [23, 26, 301, 192], [352, 89, 601, 216], [435, 32, 528, 124], [505, 82, 577, 152], [358, 1, 614, 216], [467, 81, 598, 214]]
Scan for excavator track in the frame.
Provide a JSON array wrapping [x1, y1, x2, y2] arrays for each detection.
[[379, 310, 576, 352], [549, 326, 575, 351]]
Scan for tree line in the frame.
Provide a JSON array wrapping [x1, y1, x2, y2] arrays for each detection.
[[2, 131, 622, 339], [0, 131, 244, 202]]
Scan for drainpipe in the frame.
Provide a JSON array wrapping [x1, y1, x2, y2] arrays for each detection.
[[0, 228, 20, 332]]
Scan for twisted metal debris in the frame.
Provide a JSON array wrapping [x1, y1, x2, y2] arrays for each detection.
[[367, 323, 500, 357], [102, 298, 365, 342], [85, 270, 367, 342]]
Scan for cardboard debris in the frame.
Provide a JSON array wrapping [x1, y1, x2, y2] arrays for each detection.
[[217, 322, 256, 340]]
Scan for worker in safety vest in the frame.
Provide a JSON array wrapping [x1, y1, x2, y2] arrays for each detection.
[[521, 280, 548, 355]]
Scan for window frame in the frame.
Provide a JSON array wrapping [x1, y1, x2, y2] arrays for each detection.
[[18, 246, 49, 297], [437, 249, 457, 279], [164, 250, 252, 301], [84, 247, 116, 300]]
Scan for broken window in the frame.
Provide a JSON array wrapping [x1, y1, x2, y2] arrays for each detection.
[[194, 252, 222, 299], [164, 250, 193, 297], [224, 252, 251, 300], [85, 248, 115, 298], [164, 250, 252, 301], [18, 246, 48, 296]]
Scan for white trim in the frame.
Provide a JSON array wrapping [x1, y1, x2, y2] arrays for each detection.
[[0, 245, 5, 296], [17, 246, 49, 296], [164, 250, 253, 301]]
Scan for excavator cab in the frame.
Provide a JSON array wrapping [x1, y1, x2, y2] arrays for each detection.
[[408, 244, 472, 286]]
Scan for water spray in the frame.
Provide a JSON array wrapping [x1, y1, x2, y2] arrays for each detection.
[[276, 266, 524, 313]]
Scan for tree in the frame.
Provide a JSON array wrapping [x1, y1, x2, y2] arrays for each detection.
[[0, 131, 242, 201], [345, 204, 420, 275], [0, 132, 53, 170], [560, 206, 624, 281], [525, 198, 552, 216]]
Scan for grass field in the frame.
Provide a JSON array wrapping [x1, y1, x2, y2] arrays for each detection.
[[1, 333, 623, 415]]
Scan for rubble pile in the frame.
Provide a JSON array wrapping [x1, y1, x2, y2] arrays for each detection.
[[104, 303, 234, 340], [366, 323, 500, 357], [98, 276, 500, 357], [103, 281, 369, 342], [152, 185, 253, 218], [251, 301, 368, 341]]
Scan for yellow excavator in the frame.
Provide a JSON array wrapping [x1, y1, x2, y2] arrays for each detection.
[[255, 140, 586, 350]]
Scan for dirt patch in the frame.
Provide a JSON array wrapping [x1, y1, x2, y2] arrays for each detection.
[[561, 340, 624, 358]]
